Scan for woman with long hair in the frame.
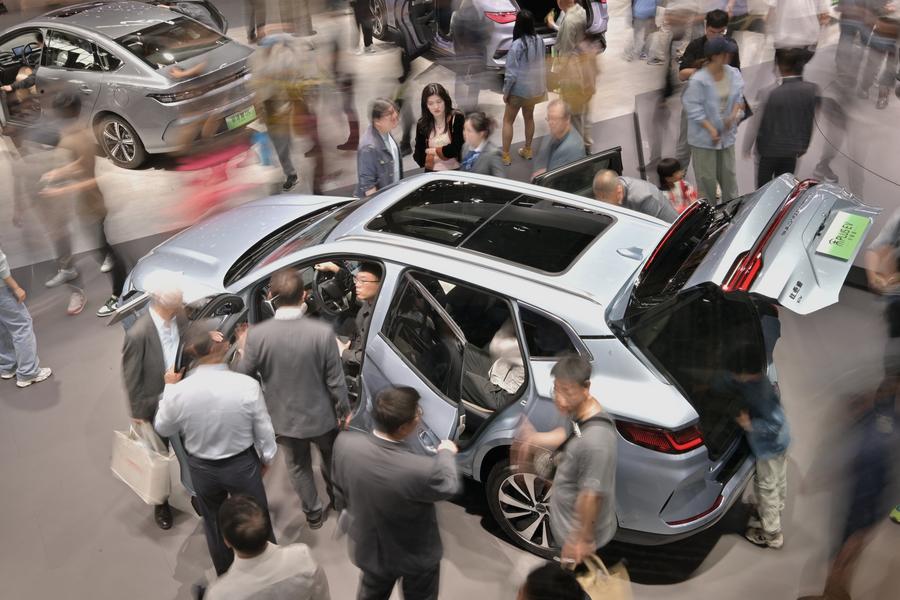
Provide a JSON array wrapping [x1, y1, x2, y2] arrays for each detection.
[[413, 82, 465, 171], [501, 11, 546, 166]]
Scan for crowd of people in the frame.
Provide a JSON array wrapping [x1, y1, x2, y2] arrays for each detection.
[[2, 1, 900, 599]]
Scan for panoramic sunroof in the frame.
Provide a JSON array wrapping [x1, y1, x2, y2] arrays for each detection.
[[367, 180, 613, 273]]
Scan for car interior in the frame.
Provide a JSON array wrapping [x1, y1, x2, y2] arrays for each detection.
[[0, 31, 43, 124]]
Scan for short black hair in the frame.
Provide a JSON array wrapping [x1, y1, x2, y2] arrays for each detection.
[[776, 47, 813, 75], [550, 354, 591, 386], [218, 495, 270, 557], [657, 157, 683, 191], [370, 97, 397, 122], [269, 268, 304, 306], [51, 92, 81, 119], [520, 563, 584, 600], [182, 319, 223, 362], [706, 9, 729, 29], [357, 261, 382, 281], [373, 386, 420, 435]]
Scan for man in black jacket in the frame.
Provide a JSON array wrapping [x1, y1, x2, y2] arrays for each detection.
[[743, 48, 820, 187]]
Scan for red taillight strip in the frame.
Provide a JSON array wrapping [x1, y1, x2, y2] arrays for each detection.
[[640, 200, 703, 278], [616, 421, 704, 454], [665, 495, 724, 526], [484, 11, 517, 24], [722, 179, 816, 293]]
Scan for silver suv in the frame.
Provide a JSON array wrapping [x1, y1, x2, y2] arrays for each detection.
[[112, 165, 878, 557], [0, 1, 254, 168]]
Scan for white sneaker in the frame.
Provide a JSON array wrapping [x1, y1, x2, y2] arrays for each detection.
[[16, 367, 52, 388], [67, 290, 86, 316], [745, 526, 783, 549], [100, 254, 114, 273], [1, 371, 15, 380], [45, 268, 78, 288]]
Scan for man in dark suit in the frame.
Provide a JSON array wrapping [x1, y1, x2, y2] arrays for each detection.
[[237, 268, 350, 529], [332, 386, 461, 600], [743, 48, 820, 187], [121, 271, 188, 530], [337, 262, 382, 374]]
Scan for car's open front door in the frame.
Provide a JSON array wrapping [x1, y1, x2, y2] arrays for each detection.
[[394, 0, 434, 60], [630, 175, 881, 316], [531, 146, 623, 200], [174, 293, 246, 372]]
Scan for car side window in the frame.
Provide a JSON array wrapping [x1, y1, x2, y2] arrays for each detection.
[[43, 31, 98, 71], [384, 276, 464, 401], [95, 45, 121, 71], [519, 306, 578, 358]]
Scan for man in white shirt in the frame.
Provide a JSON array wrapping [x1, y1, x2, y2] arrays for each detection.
[[156, 321, 278, 576], [766, 0, 830, 52], [205, 495, 331, 600]]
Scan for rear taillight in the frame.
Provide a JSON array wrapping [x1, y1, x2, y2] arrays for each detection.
[[722, 179, 816, 293], [640, 200, 702, 278], [485, 11, 517, 24], [615, 422, 704, 454], [665, 495, 723, 525]]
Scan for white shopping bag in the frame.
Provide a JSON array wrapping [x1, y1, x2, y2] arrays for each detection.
[[167, 450, 198, 518], [110, 426, 172, 505]]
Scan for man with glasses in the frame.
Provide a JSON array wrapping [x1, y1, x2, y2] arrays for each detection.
[[338, 262, 383, 374], [332, 386, 460, 600], [513, 355, 618, 566], [531, 99, 586, 178], [236, 268, 350, 530]]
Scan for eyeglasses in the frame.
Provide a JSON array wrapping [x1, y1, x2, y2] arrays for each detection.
[[353, 276, 381, 285]]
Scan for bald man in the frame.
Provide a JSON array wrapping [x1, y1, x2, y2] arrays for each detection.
[[592, 169, 678, 222]]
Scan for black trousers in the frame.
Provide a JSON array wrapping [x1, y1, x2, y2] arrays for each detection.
[[187, 447, 275, 575], [756, 155, 798, 189], [352, 0, 373, 47], [357, 565, 440, 600]]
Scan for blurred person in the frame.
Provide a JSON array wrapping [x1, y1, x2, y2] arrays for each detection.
[[593, 168, 678, 221], [513, 355, 618, 565], [39, 92, 128, 317], [236, 269, 350, 529], [0, 244, 52, 389], [121, 270, 190, 530], [517, 563, 584, 600], [858, 9, 899, 109], [356, 98, 402, 197], [798, 379, 898, 600], [205, 495, 330, 600], [765, 0, 830, 55], [625, 0, 660, 62], [460, 111, 504, 176], [330, 34, 360, 151], [720, 343, 791, 549], [647, 0, 703, 67], [834, 0, 891, 92], [743, 48, 820, 188], [683, 37, 744, 204], [246, 0, 313, 43], [656, 157, 698, 213], [248, 28, 312, 192], [450, 0, 492, 112], [413, 83, 464, 172], [351, 0, 375, 54], [156, 321, 278, 576], [501, 10, 547, 166], [548, 0, 595, 150], [675, 8, 740, 170], [531, 99, 586, 178], [864, 207, 900, 360], [332, 386, 461, 600]]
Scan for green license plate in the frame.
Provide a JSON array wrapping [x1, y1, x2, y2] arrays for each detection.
[[815, 211, 868, 261], [225, 105, 256, 130]]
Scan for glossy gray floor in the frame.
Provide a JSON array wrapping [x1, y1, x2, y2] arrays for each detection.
[[1, 263, 898, 599]]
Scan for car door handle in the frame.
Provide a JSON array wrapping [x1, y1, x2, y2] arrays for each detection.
[[80, 86, 92, 95]]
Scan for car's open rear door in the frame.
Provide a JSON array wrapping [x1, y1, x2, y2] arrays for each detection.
[[630, 175, 881, 316]]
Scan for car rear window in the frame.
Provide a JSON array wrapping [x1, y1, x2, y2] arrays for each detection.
[[367, 180, 613, 273], [116, 16, 226, 69]]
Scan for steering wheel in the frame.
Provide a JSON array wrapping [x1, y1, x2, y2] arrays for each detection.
[[22, 43, 40, 68], [313, 267, 351, 318]]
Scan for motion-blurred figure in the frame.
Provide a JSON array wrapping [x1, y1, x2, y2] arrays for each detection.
[[501, 10, 547, 166], [548, 0, 595, 151], [39, 92, 128, 317], [330, 34, 360, 151], [517, 563, 584, 600], [624, 0, 659, 62], [450, 0, 492, 112], [351, 0, 375, 53], [858, 10, 899, 109]]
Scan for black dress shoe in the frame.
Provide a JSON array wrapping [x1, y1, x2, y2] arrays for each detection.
[[155, 502, 173, 530], [306, 509, 326, 530]]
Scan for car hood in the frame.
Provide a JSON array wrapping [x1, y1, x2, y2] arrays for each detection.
[[127, 195, 348, 302]]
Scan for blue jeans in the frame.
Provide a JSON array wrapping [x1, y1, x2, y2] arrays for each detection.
[[0, 285, 41, 381]]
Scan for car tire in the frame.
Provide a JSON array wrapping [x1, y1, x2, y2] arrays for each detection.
[[371, 0, 387, 40], [486, 459, 557, 559], [97, 115, 147, 169]]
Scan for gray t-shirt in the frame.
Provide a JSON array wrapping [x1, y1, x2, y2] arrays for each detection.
[[549, 412, 618, 549]]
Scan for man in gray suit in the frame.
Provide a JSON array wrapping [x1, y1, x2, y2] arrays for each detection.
[[237, 268, 350, 529], [121, 270, 189, 530], [593, 169, 679, 222], [333, 386, 461, 600]]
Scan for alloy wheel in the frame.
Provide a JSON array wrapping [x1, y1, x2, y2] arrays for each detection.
[[496, 472, 556, 551], [102, 120, 135, 164], [371, 0, 386, 39]]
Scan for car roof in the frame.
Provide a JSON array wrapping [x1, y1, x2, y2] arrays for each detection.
[[36, 1, 180, 39], [326, 172, 668, 334]]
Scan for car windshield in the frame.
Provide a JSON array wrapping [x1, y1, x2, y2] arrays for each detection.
[[116, 16, 226, 69], [223, 199, 367, 286]]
